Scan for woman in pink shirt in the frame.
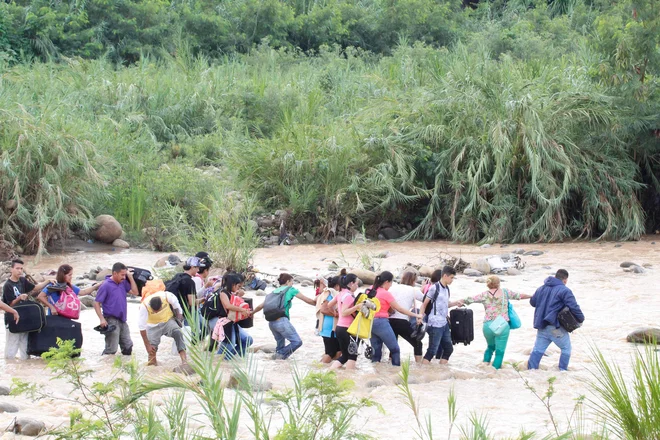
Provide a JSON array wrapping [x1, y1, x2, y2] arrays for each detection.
[[328, 272, 364, 370], [369, 271, 423, 366]]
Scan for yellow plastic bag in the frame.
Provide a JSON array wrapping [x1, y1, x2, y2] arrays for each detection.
[[347, 297, 380, 339]]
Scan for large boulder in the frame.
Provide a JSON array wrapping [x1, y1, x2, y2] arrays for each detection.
[[379, 227, 403, 240], [350, 268, 377, 285], [10, 417, 46, 436], [627, 328, 660, 344], [418, 266, 434, 278], [92, 215, 123, 244], [472, 258, 491, 275], [463, 268, 484, 277]]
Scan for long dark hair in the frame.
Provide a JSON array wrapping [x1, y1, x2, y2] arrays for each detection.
[[222, 273, 243, 295], [56, 264, 74, 285], [339, 269, 358, 290], [367, 271, 393, 298]]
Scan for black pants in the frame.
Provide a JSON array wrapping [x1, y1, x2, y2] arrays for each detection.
[[323, 333, 341, 357], [389, 318, 423, 356], [335, 326, 358, 364]]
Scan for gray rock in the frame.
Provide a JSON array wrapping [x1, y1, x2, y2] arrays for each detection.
[[472, 258, 491, 275], [92, 214, 123, 244], [335, 236, 348, 244], [0, 402, 19, 413], [512, 248, 525, 255], [254, 290, 267, 297], [627, 328, 660, 344], [643, 263, 653, 268], [112, 239, 130, 249], [80, 296, 96, 308], [168, 254, 182, 266], [352, 233, 367, 244], [630, 265, 645, 274], [257, 344, 277, 354], [620, 261, 638, 268], [377, 251, 392, 259], [11, 417, 46, 436], [303, 232, 314, 243], [96, 269, 112, 281], [247, 220, 259, 232], [614, 244, 622, 248], [652, 242, 656, 245], [480, 244, 492, 249], [524, 250, 544, 256], [463, 268, 484, 277], [366, 379, 386, 389], [300, 280, 313, 287], [379, 227, 403, 240], [351, 268, 377, 285], [475, 278, 487, 283], [418, 266, 434, 278], [507, 268, 522, 276], [0, 386, 9, 396], [262, 236, 279, 246]]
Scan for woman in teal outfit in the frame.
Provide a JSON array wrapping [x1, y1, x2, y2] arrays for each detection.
[[460, 275, 531, 369]]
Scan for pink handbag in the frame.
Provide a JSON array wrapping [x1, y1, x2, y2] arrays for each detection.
[[54, 287, 81, 319]]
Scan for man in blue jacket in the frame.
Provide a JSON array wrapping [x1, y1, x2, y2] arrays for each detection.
[[527, 269, 584, 371]]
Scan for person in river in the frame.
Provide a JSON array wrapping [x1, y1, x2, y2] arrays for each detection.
[[328, 272, 364, 370], [527, 269, 585, 371], [420, 267, 462, 364], [138, 289, 188, 367], [94, 262, 139, 356], [458, 275, 531, 369], [37, 264, 102, 317], [258, 273, 316, 360], [2, 259, 51, 360], [368, 271, 424, 366], [389, 270, 425, 363], [315, 274, 341, 363], [200, 273, 254, 358]]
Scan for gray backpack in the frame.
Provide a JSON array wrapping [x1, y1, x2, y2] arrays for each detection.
[[263, 287, 292, 322]]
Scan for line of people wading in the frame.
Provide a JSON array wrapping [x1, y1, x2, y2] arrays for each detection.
[[1, 256, 585, 372]]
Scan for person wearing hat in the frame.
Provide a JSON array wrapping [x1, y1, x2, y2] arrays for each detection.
[[164, 257, 200, 321], [94, 262, 139, 356]]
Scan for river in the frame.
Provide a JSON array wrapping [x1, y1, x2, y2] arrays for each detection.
[[1, 238, 658, 438]]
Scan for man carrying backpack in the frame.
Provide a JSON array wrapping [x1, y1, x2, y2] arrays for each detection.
[[165, 257, 199, 322], [94, 262, 139, 356], [2, 259, 51, 360], [527, 269, 584, 371]]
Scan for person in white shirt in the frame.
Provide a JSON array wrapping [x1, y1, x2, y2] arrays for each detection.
[[388, 270, 425, 363], [138, 290, 187, 367]]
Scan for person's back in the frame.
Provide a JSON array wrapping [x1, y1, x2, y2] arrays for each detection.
[[528, 269, 584, 371], [531, 277, 584, 330]]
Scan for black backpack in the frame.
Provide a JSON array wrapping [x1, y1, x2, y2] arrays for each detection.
[[165, 273, 187, 295], [558, 307, 581, 333], [423, 282, 450, 316], [263, 287, 292, 322], [200, 289, 225, 320]]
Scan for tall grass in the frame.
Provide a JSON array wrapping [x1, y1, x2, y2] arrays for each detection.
[[589, 345, 660, 439]]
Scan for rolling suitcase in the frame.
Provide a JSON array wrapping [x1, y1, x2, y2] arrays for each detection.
[[27, 315, 83, 357], [8, 300, 46, 334], [449, 307, 474, 346]]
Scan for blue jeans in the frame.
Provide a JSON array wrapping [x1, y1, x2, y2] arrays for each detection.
[[424, 323, 453, 361], [218, 325, 254, 360], [370, 318, 401, 366], [269, 317, 303, 359], [528, 325, 572, 371]]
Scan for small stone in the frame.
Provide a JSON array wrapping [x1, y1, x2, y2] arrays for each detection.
[[226, 372, 272, 391], [168, 254, 182, 266], [643, 263, 652, 268], [475, 278, 487, 283], [377, 251, 392, 259], [254, 344, 276, 354], [0, 386, 9, 396], [352, 233, 367, 244], [507, 268, 522, 276], [652, 242, 656, 245], [303, 232, 314, 243], [524, 250, 544, 256], [0, 402, 19, 413], [173, 364, 195, 375], [480, 244, 492, 249], [11, 417, 46, 436], [111, 239, 130, 249], [512, 248, 525, 255], [630, 265, 645, 274], [335, 236, 348, 244], [620, 261, 637, 268], [300, 280, 313, 287], [379, 227, 403, 240], [614, 244, 622, 248], [463, 268, 484, 277], [254, 290, 267, 297], [366, 379, 386, 389]]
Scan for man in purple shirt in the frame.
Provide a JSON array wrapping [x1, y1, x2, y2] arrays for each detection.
[[94, 262, 138, 355]]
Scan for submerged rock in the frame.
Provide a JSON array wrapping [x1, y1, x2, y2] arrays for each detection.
[[619, 261, 638, 268], [627, 328, 660, 344], [472, 258, 491, 275], [0, 386, 9, 396], [0, 402, 19, 413], [112, 239, 130, 249], [524, 250, 544, 256], [463, 268, 483, 277], [9, 418, 46, 436]]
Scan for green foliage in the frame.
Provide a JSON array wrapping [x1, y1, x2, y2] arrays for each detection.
[[589, 345, 660, 439]]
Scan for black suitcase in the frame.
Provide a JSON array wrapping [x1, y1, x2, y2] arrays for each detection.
[[449, 308, 474, 346], [127, 266, 153, 295], [27, 315, 83, 357], [238, 297, 253, 329], [8, 301, 46, 334]]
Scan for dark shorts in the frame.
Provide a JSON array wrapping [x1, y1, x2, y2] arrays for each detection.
[[335, 326, 358, 364], [322, 333, 340, 357]]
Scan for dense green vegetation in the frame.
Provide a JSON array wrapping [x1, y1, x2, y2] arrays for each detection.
[[0, 0, 658, 253]]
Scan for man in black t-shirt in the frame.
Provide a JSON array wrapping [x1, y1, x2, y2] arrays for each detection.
[[2, 259, 51, 359], [165, 257, 199, 320]]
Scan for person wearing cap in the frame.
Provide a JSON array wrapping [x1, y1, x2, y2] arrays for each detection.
[[165, 257, 200, 320], [138, 289, 188, 367], [94, 262, 139, 356]]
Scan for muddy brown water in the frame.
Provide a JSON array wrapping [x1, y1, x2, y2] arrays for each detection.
[[1, 238, 658, 438]]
